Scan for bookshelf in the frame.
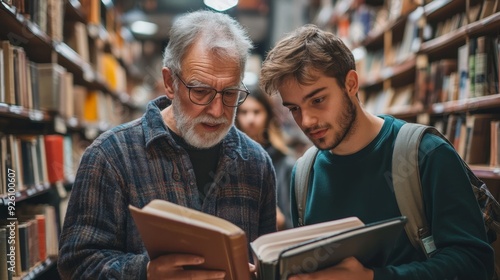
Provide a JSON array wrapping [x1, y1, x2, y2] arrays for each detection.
[[0, 0, 143, 279], [316, 0, 500, 178]]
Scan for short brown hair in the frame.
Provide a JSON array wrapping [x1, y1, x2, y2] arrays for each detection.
[[260, 24, 355, 96]]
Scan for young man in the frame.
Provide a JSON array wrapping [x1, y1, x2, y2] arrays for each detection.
[[260, 24, 494, 279], [58, 10, 277, 279]]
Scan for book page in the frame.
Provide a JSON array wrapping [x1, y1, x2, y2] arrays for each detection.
[[142, 200, 244, 235], [278, 217, 406, 278], [251, 217, 364, 262]]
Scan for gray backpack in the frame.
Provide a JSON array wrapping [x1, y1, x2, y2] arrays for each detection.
[[294, 123, 500, 258]]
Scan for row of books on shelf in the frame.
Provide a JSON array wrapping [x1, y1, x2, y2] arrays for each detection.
[[4, 0, 128, 90], [362, 84, 415, 116], [6, 0, 112, 44], [417, 35, 500, 106], [425, 0, 499, 40], [327, 0, 499, 66], [0, 133, 84, 197], [1, 40, 74, 118], [433, 114, 500, 167], [0, 204, 59, 280], [317, 0, 419, 49], [355, 0, 500, 89], [0, 39, 128, 125], [7, 0, 64, 42]]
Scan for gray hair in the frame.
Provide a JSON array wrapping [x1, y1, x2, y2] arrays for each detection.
[[163, 10, 253, 80]]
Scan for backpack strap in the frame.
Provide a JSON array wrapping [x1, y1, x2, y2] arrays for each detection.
[[393, 123, 436, 258], [294, 146, 318, 227]]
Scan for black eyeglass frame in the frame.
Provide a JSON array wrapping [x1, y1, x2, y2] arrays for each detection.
[[175, 73, 250, 107]]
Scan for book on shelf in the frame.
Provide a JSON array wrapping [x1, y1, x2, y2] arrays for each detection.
[[457, 43, 470, 100], [65, 21, 90, 63], [44, 135, 65, 184], [1, 40, 15, 105], [46, 0, 64, 41], [0, 227, 8, 280], [19, 136, 37, 187], [18, 204, 60, 258], [0, 45, 4, 104], [81, 0, 101, 26], [0, 220, 22, 277], [464, 114, 499, 165], [6, 135, 24, 191], [469, 38, 477, 97], [468, 3, 482, 24], [491, 120, 500, 167], [452, 116, 467, 158], [130, 199, 407, 280], [478, 0, 497, 20], [488, 36, 499, 95], [36, 63, 66, 113], [475, 36, 488, 97], [18, 220, 32, 272]]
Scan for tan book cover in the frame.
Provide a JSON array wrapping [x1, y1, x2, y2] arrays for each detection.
[[129, 200, 251, 280], [490, 121, 500, 166]]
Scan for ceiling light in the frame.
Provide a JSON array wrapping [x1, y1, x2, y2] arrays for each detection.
[[130, 21, 159, 36], [243, 71, 258, 87], [204, 0, 238, 11]]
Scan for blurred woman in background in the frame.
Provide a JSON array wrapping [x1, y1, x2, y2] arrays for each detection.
[[237, 89, 296, 230]]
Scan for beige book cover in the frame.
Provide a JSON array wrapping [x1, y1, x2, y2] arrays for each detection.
[[129, 199, 251, 280]]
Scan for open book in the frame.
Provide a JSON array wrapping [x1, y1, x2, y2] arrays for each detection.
[[129, 200, 406, 280], [251, 216, 406, 279]]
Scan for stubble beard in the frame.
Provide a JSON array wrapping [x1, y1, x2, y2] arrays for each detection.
[[172, 96, 235, 148], [309, 91, 357, 151]]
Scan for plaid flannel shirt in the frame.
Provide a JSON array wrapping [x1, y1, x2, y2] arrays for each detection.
[[58, 96, 277, 279]]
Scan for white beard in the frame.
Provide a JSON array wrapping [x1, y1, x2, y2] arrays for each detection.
[[171, 96, 235, 148]]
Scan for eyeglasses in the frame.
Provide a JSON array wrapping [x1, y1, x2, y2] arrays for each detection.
[[175, 73, 250, 107]]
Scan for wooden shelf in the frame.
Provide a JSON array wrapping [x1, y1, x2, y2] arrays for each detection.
[[65, 0, 87, 24], [424, 0, 465, 22], [420, 9, 500, 60], [0, 103, 51, 122], [431, 94, 500, 115], [467, 12, 500, 37], [0, 103, 71, 134], [389, 104, 424, 119], [19, 257, 57, 280], [0, 183, 52, 206], [419, 25, 467, 59], [360, 56, 416, 89], [470, 165, 500, 180]]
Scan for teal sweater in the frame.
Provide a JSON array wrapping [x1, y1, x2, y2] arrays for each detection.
[[291, 115, 494, 280]]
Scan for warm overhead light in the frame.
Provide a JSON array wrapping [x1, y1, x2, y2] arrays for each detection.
[[352, 47, 366, 61], [101, 0, 113, 8], [204, 0, 238, 11], [130, 20, 158, 36], [243, 71, 258, 87]]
